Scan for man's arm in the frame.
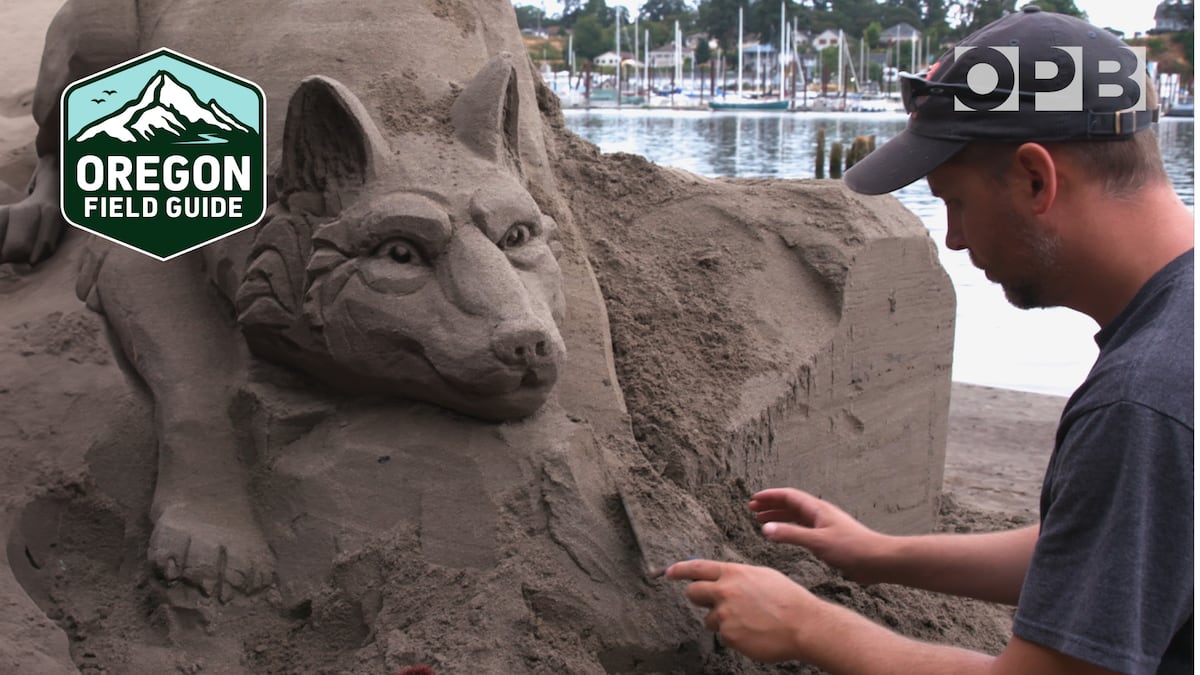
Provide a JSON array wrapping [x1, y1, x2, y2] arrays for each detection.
[[750, 488, 1036, 605], [665, 560, 1120, 675]]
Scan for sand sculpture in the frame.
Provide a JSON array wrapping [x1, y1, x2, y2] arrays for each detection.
[[0, 0, 955, 672]]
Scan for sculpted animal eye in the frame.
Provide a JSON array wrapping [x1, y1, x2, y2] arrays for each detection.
[[376, 239, 420, 265], [500, 223, 533, 250]]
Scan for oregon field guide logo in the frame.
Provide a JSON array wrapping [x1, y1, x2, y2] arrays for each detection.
[[61, 49, 265, 260]]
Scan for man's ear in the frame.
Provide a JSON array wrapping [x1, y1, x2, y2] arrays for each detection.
[[1014, 143, 1057, 215]]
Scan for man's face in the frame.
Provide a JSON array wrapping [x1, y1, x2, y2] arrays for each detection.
[[926, 158, 1062, 309]]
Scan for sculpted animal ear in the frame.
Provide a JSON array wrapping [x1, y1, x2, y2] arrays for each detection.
[[276, 76, 389, 214], [451, 52, 522, 174]]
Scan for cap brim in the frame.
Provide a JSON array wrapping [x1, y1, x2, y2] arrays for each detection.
[[843, 130, 967, 195]]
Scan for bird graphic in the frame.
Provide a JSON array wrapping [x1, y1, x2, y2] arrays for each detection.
[[91, 98, 106, 104], [103, 89, 117, 95]]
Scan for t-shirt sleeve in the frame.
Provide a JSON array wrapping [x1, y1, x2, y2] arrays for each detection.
[[1013, 401, 1194, 675]]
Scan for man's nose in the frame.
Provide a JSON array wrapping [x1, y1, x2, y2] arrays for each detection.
[[944, 216, 967, 251]]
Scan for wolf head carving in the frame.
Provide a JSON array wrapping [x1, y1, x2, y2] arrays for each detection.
[[235, 54, 566, 422]]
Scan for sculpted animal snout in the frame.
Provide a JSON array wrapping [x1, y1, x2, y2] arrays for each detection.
[[492, 322, 557, 367]]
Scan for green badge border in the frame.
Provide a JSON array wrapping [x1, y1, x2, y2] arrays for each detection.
[[59, 47, 267, 261]]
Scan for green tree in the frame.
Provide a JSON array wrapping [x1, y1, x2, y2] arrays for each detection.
[[1019, 0, 1086, 19], [695, 37, 713, 66], [696, 0, 739, 49], [925, 0, 949, 29], [574, 14, 609, 61], [820, 45, 840, 92], [644, 21, 674, 48], [863, 21, 882, 48], [583, 0, 617, 25], [640, 0, 689, 22], [514, 4, 547, 29], [561, 0, 584, 26], [1172, 31, 1195, 66], [950, 0, 1017, 34]]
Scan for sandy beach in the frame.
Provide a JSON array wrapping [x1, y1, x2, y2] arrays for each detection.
[[0, 2, 1078, 672]]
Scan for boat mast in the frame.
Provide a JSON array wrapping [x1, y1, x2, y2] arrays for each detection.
[[675, 20, 682, 93], [615, 6, 621, 107], [737, 6, 744, 97], [837, 29, 843, 104], [779, 1, 786, 101], [634, 13, 639, 96], [644, 28, 650, 99]]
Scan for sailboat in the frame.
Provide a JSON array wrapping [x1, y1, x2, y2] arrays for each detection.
[[709, 98, 790, 110], [709, 5, 790, 111]]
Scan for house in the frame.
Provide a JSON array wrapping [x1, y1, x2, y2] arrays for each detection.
[[880, 22, 921, 44], [593, 51, 636, 69], [813, 29, 840, 51], [1152, 0, 1193, 32], [648, 43, 694, 68], [685, 32, 715, 51], [741, 42, 776, 58]]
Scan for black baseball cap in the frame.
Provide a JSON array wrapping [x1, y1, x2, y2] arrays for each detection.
[[844, 5, 1159, 195]]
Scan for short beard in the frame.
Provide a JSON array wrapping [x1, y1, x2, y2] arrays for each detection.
[[1001, 224, 1062, 309]]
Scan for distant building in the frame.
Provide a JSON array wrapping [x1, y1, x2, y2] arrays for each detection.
[[741, 42, 776, 57], [880, 22, 921, 44], [593, 51, 637, 69], [1152, 0, 1193, 32], [648, 43, 694, 68], [685, 33, 715, 51], [813, 29, 840, 51]]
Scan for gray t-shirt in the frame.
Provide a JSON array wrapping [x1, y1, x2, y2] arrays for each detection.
[[1013, 249, 1194, 674]]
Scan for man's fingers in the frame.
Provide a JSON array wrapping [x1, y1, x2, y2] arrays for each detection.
[[666, 558, 725, 582], [703, 607, 724, 632], [684, 580, 721, 608], [750, 488, 824, 523], [761, 522, 818, 547], [752, 487, 816, 503], [753, 509, 795, 523]]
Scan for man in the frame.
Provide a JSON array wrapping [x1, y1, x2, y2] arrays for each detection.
[[667, 7, 1193, 674]]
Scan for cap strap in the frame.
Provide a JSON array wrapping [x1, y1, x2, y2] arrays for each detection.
[[1087, 108, 1160, 137]]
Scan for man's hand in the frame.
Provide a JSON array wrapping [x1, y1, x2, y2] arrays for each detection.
[[665, 559, 813, 663], [665, 560, 1113, 675], [749, 488, 887, 583]]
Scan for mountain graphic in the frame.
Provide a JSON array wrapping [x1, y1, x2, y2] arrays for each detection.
[[73, 70, 256, 145]]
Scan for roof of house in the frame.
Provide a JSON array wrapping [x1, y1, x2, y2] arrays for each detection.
[[881, 22, 921, 40]]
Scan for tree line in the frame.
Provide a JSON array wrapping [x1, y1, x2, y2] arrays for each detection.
[[516, 0, 1088, 63]]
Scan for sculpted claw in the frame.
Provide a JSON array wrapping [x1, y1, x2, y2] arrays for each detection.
[[0, 159, 65, 265], [149, 505, 275, 601]]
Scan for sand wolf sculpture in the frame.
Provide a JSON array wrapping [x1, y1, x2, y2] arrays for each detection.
[[0, 0, 955, 671], [0, 1, 729, 670]]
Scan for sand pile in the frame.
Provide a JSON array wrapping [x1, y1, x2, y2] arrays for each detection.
[[0, 1, 1029, 673]]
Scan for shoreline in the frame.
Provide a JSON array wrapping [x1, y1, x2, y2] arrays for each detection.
[[945, 382, 1066, 518]]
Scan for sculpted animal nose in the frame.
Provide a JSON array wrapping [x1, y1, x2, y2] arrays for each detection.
[[492, 324, 554, 367]]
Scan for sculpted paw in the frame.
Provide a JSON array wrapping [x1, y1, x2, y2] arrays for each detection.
[[148, 505, 275, 600], [0, 152, 68, 267], [0, 197, 65, 265]]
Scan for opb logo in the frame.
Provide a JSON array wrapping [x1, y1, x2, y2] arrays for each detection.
[[60, 48, 265, 260], [951, 45, 1146, 112]]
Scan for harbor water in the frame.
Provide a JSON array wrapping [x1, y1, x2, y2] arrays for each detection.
[[564, 109, 1195, 396]]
